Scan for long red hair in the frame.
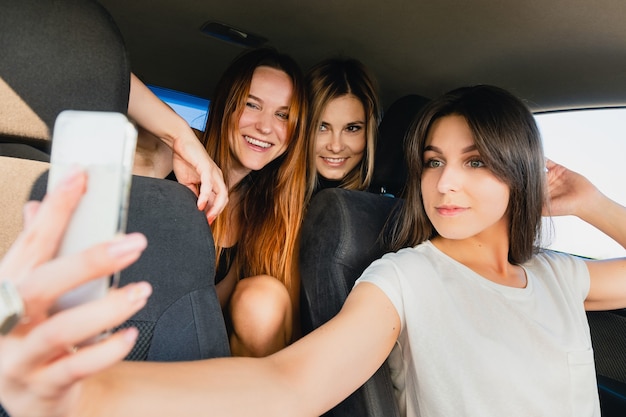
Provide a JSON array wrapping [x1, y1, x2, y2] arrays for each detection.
[[200, 48, 308, 295]]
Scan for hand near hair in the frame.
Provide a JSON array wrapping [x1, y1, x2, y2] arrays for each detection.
[[128, 73, 228, 224], [0, 169, 151, 417], [169, 130, 227, 224], [542, 159, 602, 218]]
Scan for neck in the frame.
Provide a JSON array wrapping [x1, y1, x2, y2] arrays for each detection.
[[227, 166, 251, 191]]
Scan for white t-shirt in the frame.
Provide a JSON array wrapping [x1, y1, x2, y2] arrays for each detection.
[[356, 241, 600, 417]]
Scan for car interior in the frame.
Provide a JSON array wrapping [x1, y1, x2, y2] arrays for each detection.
[[1, 0, 626, 416]]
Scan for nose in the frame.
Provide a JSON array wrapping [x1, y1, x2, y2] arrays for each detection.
[[326, 131, 345, 153], [436, 164, 462, 193], [255, 111, 273, 135]]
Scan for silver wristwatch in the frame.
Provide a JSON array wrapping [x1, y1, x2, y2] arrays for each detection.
[[0, 281, 24, 335]]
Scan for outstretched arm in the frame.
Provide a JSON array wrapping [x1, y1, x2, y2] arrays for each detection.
[[79, 282, 400, 417], [544, 160, 626, 310], [2, 172, 400, 416], [128, 73, 227, 223]]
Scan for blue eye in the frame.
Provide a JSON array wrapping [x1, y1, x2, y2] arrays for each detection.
[[468, 159, 485, 168], [425, 159, 443, 168], [276, 111, 289, 120]]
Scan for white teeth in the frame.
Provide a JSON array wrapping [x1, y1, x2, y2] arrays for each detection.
[[323, 157, 346, 163], [245, 136, 271, 148]]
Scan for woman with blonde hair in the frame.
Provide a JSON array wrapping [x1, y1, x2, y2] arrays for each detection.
[[305, 57, 381, 198]]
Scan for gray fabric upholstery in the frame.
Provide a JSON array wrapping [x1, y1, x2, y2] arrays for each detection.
[[119, 176, 230, 361], [300, 188, 402, 417], [587, 310, 626, 415], [30, 173, 230, 362], [0, 0, 130, 135]]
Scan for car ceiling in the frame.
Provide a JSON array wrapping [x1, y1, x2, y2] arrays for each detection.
[[99, 0, 626, 112]]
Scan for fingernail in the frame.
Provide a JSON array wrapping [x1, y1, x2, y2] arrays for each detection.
[[208, 214, 216, 225], [108, 233, 148, 258], [123, 327, 139, 344], [126, 282, 152, 302]]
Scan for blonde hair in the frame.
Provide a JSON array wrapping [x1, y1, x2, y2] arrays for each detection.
[[200, 48, 308, 293], [305, 58, 380, 198]]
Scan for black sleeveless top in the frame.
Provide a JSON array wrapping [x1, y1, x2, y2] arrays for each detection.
[[214, 245, 237, 284], [314, 176, 342, 196]]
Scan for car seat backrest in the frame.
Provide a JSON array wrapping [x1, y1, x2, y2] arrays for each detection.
[[300, 188, 403, 417], [29, 174, 230, 363], [369, 94, 430, 198], [0, 0, 131, 259]]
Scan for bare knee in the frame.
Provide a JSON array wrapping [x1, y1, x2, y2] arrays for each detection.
[[229, 275, 292, 357]]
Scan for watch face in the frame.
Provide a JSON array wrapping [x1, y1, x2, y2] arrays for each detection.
[[0, 281, 24, 335]]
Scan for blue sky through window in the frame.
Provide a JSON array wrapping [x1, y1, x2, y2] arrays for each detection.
[[149, 85, 209, 131]]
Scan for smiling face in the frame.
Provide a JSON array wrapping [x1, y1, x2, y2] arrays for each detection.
[[421, 115, 510, 241], [228, 66, 293, 186], [314, 94, 366, 181]]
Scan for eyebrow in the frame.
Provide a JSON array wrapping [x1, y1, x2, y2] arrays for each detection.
[[248, 94, 263, 104], [320, 120, 366, 126], [248, 94, 290, 111], [424, 144, 477, 153]]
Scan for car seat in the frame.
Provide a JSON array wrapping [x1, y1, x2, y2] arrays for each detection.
[[587, 310, 626, 416], [368, 94, 430, 198], [29, 173, 230, 362], [300, 188, 403, 417]]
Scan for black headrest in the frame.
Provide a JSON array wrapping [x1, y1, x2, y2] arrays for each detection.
[[369, 94, 430, 198], [0, 0, 130, 134], [300, 188, 401, 329], [299, 188, 403, 417]]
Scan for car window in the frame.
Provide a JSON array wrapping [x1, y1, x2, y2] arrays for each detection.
[[149, 85, 209, 131], [535, 108, 626, 259]]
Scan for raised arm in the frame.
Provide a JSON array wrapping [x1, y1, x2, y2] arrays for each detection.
[[544, 160, 626, 310], [128, 73, 227, 223], [78, 282, 400, 417]]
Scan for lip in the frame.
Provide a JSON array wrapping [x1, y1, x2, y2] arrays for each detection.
[[435, 205, 468, 216]]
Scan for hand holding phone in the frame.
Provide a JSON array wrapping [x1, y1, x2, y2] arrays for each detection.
[[48, 110, 137, 314]]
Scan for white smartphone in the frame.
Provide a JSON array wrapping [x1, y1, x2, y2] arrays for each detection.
[[47, 110, 137, 314]]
